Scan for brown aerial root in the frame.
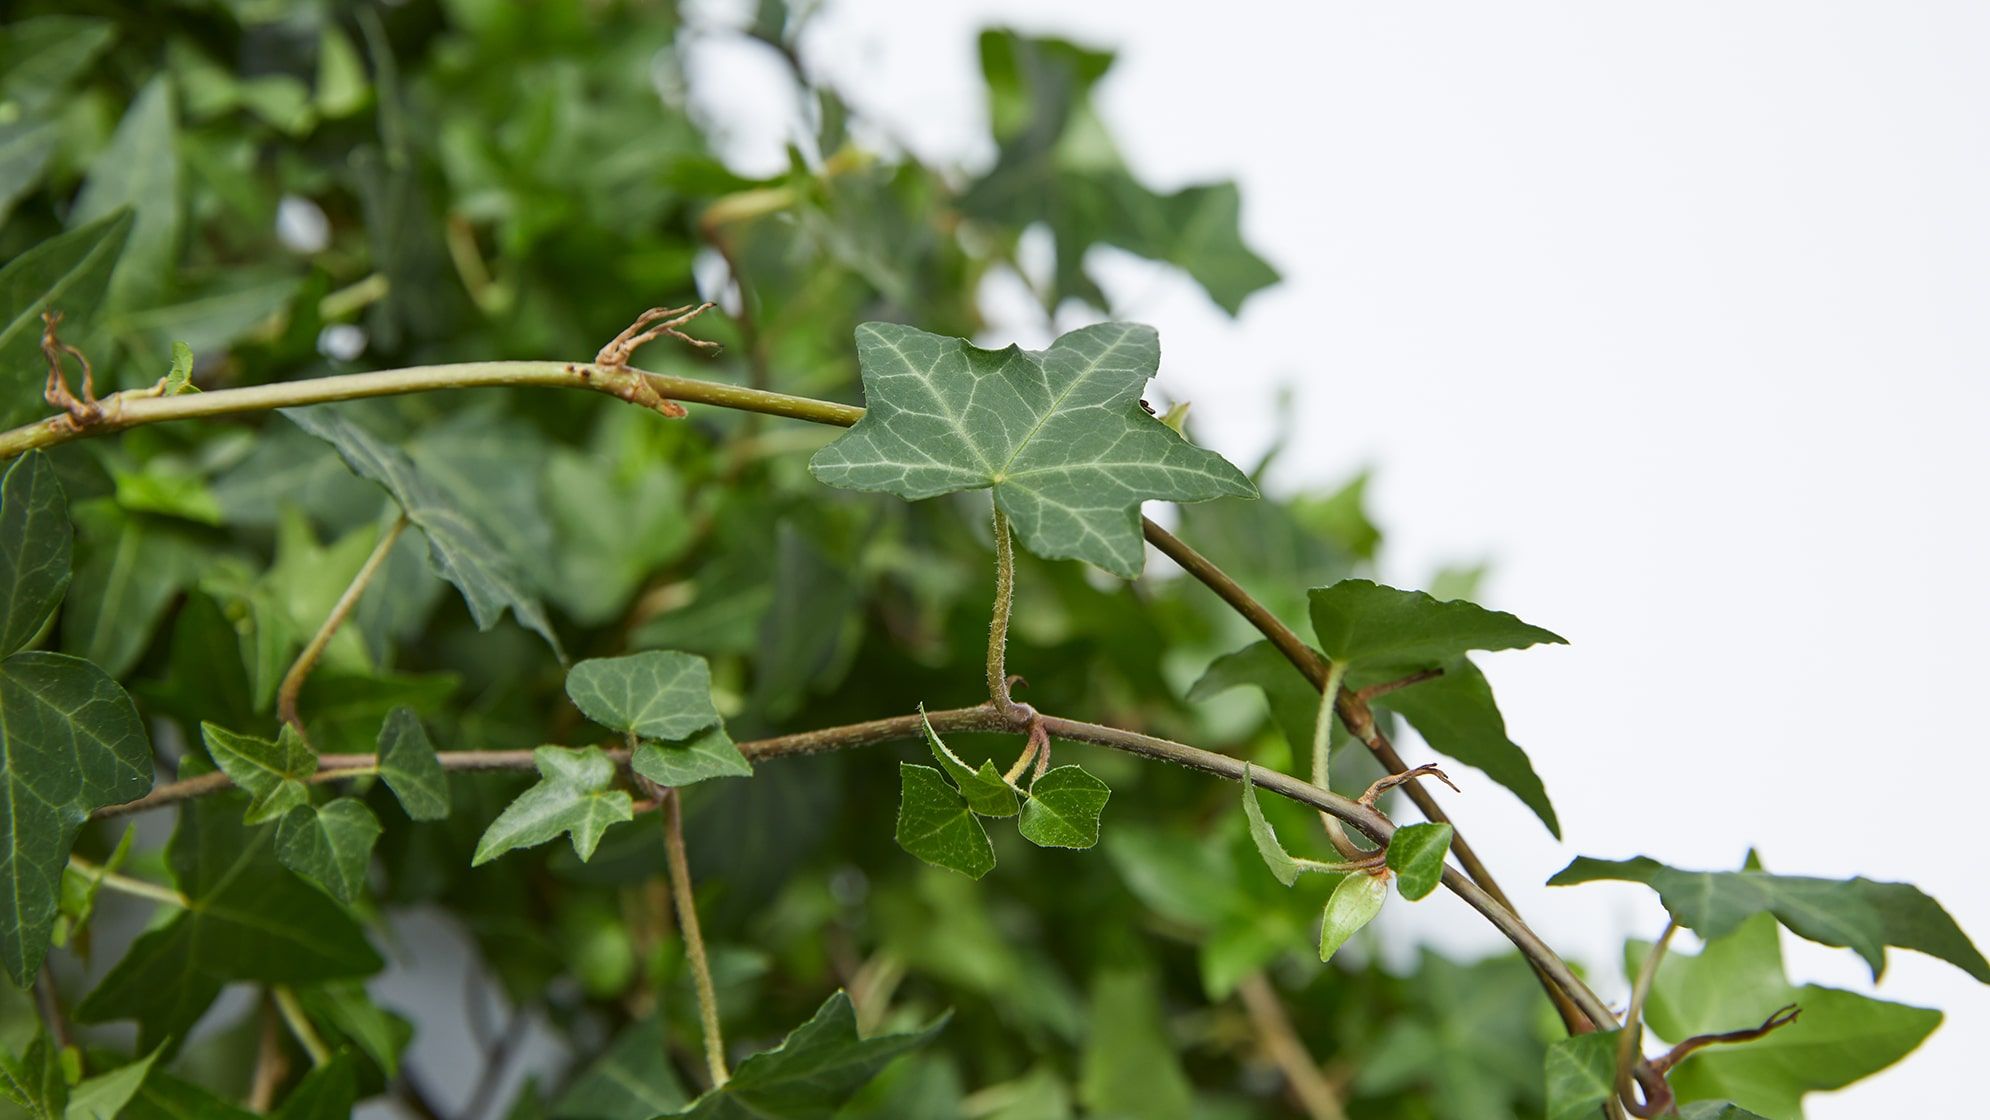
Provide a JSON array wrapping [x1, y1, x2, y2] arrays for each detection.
[[40, 310, 104, 427]]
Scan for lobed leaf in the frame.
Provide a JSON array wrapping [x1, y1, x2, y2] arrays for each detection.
[[1018, 765, 1110, 849], [472, 747, 633, 866], [276, 798, 382, 903], [921, 708, 1018, 817], [376, 706, 450, 820], [1542, 1029, 1619, 1120], [630, 725, 753, 788], [1307, 579, 1565, 669], [895, 763, 995, 879], [565, 650, 720, 741], [201, 721, 315, 825], [1367, 657, 1560, 837]]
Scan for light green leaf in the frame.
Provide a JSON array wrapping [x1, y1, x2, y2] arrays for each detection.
[[1018, 765, 1109, 849], [271, 1052, 358, 1120], [201, 721, 316, 825], [276, 798, 381, 903], [922, 707, 1018, 817], [1543, 1028, 1619, 1120], [543, 449, 689, 626], [1307, 579, 1565, 669], [64, 1047, 160, 1120], [1551, 855, 1990, 983], [282, 406, 563, 658], [0, 651, 152, 985], [316, 24, 370, 118], [809, 321, 1256, 578], [1385, 822, 1453, 901], [161, 341, 195, 394], [1079, 969, 1193, 1120], [549, 1014, 689, 1118], [0, 209, 132, 429], [0, 451, 71, 656], [1240, 765, 1300, 886], [377, 707, 450, 820], [895, 763, 995, 879], [630, 725, 752, 788], [1319, 872, 1387, 962], [70, 77, 178, 311], [658, 991, 947, 1119], [565, 650, 720, 741], [472, 747, 633, 866], [1369, 657, 1560, 837]]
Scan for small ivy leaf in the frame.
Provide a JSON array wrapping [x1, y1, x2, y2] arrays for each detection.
[[808, 322, 1257, 579], [376, 707, 449, 821], [920, 706, 1018, 817], [276, 798, 381, 903], [1550, 855, 1990, 983], [1018, 765, 1109, 850], [1543, 1028, 1619, 1120], [565, 650, 721, 741], [1240, 764, 1300, 887], [0, 451, 72, 656], [657, 990, 948, 1119], [270, 1051, 358, 1120], [202, 722, 316, 825], [64, 1045, 161, 1119], [895, 763, 995, 879], [1384, 822, 1453, 901], [630, 725, 753, 788], [1308, 579, 1566, 668], [160, 341, 197, 394], [1319, 872, 1387, 963], [472, 746, 633, 866]]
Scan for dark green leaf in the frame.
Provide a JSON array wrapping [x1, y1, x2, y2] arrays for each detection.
[[0, 210, 132, 429], [922, 708, 1018, 818], [1319, 872, 1387, 962], [296, 982, 411, 1080], [277, 798, 381, 903], [272, 1052, 358, 1120], [70, 77, 178, 311], [809, 322, 1256, 578], [61, 500, 210, 677], [201, 721, 315, 825], [565, 650, 720, 741], [1369, 657, 1560, 837], [1079, 969, 1193, 1120], [0, 451, 71, 655], [0, 651, 152, 985], [1307, 579, 1565, 669], [472, 747, 633, 865], [629, 725, 752, 789], [1018, 765, 1109, 849], [1385, 822, 1452, 901], [1543, 1029, 1618, 1120], [548, 1014, 689, 1119], [0, 1034, 64, 1118], [895, 763, 994, 879], [0, 17, 115, 114], [120, 1066, 256, 1120], [377, 706, 450, 820]]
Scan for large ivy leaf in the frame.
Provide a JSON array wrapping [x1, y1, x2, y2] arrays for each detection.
[[1017, 765, 1109, 849], [0, 452, 70, 655], [76, 792, 382, 1050], [377, 706, 450, 820], [283, 406, 563, 657], [1308, 579, 1565, 668], [0, 651, 152, 985], [0, 209, 132, 429], [548, 1014, 688, 1118], [472, 747, 633, 865], [808, 321, 1256, 578], [565, 651, 720, 741], [120, 1066, 256, 1120], [658, 991, 947, 1119], [276, 797, 381, 903], [895, 763, 995, 880], [1550, 855, 1990, 982], [1633, 911, 1941, 1117], [201, 721, 315, 824]]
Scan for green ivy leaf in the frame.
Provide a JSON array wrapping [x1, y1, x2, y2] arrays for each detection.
[[377, 707, 450, 820], [565, 650, 720, 741], [201, 721, 315, 825], [0, 651, 152, 985], [282, 406, 563, 658], [1079, 968, 1195, 1120], [160, 341, 196, 394], [0, 452, 71, 656], [1677, 1105, 1773, 1120], [69, 76, 177, 311], [1542, 1028, 1619, 1120], [658, 991, 947, 1119], [1308, 579, 1565, 668], [0, 209, 132, 430], [1367, 657, 1560, 837], [294, 983, 411, 1080], [64, 1047, 159, 1120], [1551, 855, 1990, 983], [630, 725, 753, 789], [1240, 765, 1301, 886], [1190, 641, 1320, 772], [809, 322, 1256, 578], [62, 501, 210, 677], [1018, 765, 1109, 849], [1319, 872, 1387, 962], [119, 1066, 255, 1120], [1385, 822, 1453, 902], [921, 708, 1019, 817], [276, 798, 381, 903], [271, 1052, 358, 1120], [0, 1035, 65, 1119], [895, 763, 995, 879], [549, 1014, 689, 1118], [472, 747, 633, 866]]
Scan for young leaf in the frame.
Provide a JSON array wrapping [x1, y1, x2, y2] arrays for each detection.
[[1319, 872, 1387, 962], [0, 651, 152, 985], [0, 452, 71, 656], [161, 341, 196, 394], [201, 721, 316, 825], [472, 747, 633, 866], [65, 1047, 160, 1120], [921, 707, 1018, 817], [1307, 579, 1565, 669], [276, 798, 381, 903], [0, 209, 132, 430], [1385, 822, 1453, 901], [808, 322, 1257, 579], [565, 650, 721, 740], [657, 991, 947, 1119], [377, 707, 449, 820], [630, 725, 753, 788], [1368, 657, 1560, 837], [1551, 855, 1990, 983], [1543, 1029, 1619, 1120], [1018, 765, 1110, 849], [1240, 765, 1301, 886], [895, 763, 995, 879]]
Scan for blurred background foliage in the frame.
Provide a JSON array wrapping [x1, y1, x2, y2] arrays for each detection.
[[0, 1, 1564, 1117]]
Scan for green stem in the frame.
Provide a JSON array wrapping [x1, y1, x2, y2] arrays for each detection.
[[277, 513, 408, 736], [65, 855, 189, 909], [1310, 662, 1368, 860], [273, 985, 332, 1067], [662, 788, 729, 1087], [986, 504, 1025, 716]]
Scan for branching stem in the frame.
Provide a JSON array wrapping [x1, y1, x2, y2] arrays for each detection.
[[274, 985, 332, 1068], [65, 854, 189, 908], [277, 513, 408, 736], [662, 788, 729, 1087], [1620, 921, 1678, 1117]]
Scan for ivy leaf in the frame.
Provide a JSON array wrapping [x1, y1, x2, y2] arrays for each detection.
[[160, 341, 196, 394], [1309, 580, 1566, 667], [630, 726, 753, 789], [895, 763, 995, 879], [921, 707, 1018, 817], [1385, 822, 1453, 902], [549, 1014, 689, 1118], [1367, 657, 1560, 837], [1550, 855, 1990, 982], [472, 747, 633, 866], [294, 983, 411, 1080], [69, 75, 177, 310], [1319, 872, 1387, 962], [271, 1052, 358, 1120], [201, 721, 315, 825], [1018, 765, 1109, 849], [1542, 1029, 1619, 1120], [119, 1066, 255, 1120], [809, 321, 1256, 579], [565, 650, 720, 741], [1079, 969, 1195, 1120], [0, 651, 152, 985], [1190, 641, 1320, 771], [1240, 765, 1302, 887], [658, 991, 948, 1119], [1633, 911, 1942, 1117], [0, 209, 131, 430], [61, 501, 211, 677], [0, 1035, 64, 1118], [1677, 1105, 1773, 1120], [282, 406, 563, 658], [377, 707, 450, 820], [64, 1047, 160, 1120], [276, 798, 381, 903], [1, 452, 71, 656]]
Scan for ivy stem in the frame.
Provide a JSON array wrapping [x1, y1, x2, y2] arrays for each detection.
[[277, 512, 408, 736], [1310, 662, 1368, 861], [65, 855, 189, 908], [1618, 921, 1679, 1118], [661, 787, 729, 1088], [985, 504, 1029, 719], [274, 985, 332, 1067]]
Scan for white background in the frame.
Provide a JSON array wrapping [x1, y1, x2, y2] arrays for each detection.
[[682, 2, 1990, 1115]]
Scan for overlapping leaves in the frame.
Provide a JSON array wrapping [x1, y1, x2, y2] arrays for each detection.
[[896, 711, 1109, 878]]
